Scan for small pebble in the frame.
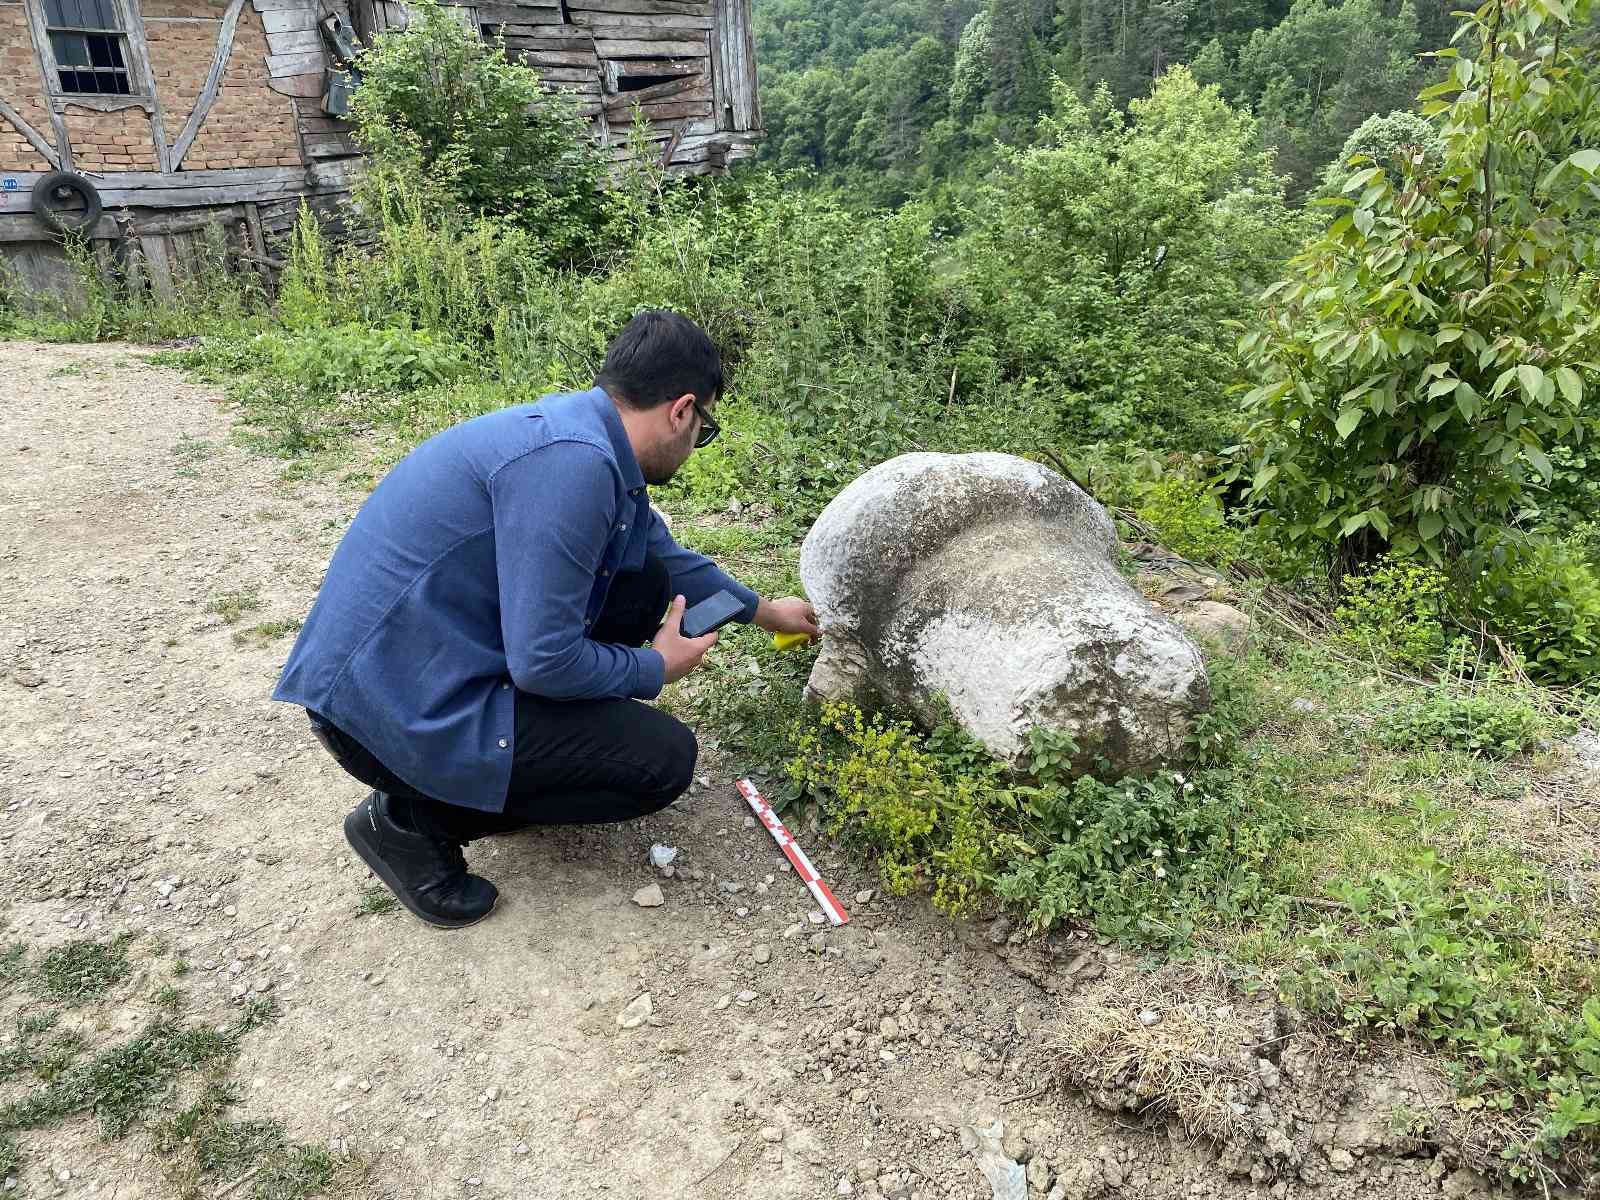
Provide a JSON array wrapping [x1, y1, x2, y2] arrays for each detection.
[[754, 944, 771, 964], [632, 884, 665, 908]]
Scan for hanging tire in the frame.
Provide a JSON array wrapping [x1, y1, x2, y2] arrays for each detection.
[[31, 171, 103, 236]]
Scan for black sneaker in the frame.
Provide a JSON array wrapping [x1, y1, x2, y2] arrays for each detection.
[[343, 792, 498, 928]]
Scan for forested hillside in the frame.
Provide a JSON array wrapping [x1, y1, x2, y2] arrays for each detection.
[[754, 0, 1595, 204]]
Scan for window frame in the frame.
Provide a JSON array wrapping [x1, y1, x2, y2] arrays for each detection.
[[24, 0, 156, 111]]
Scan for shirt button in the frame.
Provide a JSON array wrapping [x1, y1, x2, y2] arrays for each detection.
[[600, 568, 610, 577], [498, 738, 508, 749], [584, 618, 592, 626], [619, 524, 628, 532], [501, 682, 509, 690]]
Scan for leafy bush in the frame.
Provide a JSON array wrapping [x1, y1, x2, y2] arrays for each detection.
[[1333, 555, 1451, 670], [788, 657, 1289, 947], [1283, 846, 1600, 1174], [994, 764, 1293, 948], [959, 70, 1305, 449], [265, 325, 474, 398], [349, 0, 606, 262], [1234, 0, 1600, 579], [1379, 689, 1553, 759], [788, 702, 1023, 914], [1133, 475, 1241, 567], [1472, 544, 1600, 685]]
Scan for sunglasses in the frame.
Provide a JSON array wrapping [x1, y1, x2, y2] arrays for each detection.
[[691, 398, 721, 448]]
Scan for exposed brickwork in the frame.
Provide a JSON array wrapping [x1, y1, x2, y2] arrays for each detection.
[[62, 103, 158, 170], [180, 5, 303, 170], [142, 0, 229, 17], [0, 1, 57, 172], [145, 12, 220, 143]]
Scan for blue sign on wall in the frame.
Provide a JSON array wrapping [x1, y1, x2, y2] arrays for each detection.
[[2, 178, 18, 191]]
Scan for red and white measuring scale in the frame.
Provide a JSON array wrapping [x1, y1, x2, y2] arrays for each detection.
[[736, 777, 849, 927]]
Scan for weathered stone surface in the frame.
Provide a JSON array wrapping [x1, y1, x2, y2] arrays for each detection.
[[1175, 600, 1251, 652], [800, 452, 1209, 772]]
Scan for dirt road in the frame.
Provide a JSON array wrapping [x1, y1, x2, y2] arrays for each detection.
[[0, 341, 1477, 1200]]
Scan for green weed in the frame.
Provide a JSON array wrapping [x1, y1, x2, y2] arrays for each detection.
[[207, 591, 263, 626], [34, 934, 133, 1004], [157, 1078, 343, 1199], [233, 618, 303, 648], [1380, 689, 1558, 759], [0, 944, 25, 989], [355, 885, 398, 917]]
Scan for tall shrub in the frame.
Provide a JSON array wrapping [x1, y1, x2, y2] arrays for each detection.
[[349, 0, 607, 263], [1235, 0, 1600, 581]]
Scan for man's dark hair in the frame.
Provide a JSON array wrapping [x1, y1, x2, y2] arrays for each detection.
[[595, 310, 724, 410]]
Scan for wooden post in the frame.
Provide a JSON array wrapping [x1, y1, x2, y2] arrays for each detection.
[[139, 235, 174, 300], [243, 202, 267, 258]]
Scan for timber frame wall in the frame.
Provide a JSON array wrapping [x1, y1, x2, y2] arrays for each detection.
[[0, 0, 759, 298]]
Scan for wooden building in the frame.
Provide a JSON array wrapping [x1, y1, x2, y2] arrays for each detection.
[[0, 0, 760, 300]]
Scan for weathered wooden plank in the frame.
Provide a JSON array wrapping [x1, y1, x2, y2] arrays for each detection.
[[593, 36, 705, 56], [733, 0, 757, 129], [532, 66, 597, 82], [139, 235, 175, 299], [540, 79, 601, 93], [304, 141, 354, 159], [249, 0, 323, 10], [473, 2, 561, 23], [267, 71, 327, 97], [296, 114, 352, 133], [0, 167, 311, 190], [265, 28, 322, 53], [604, 98, 710, 124], [607, 56, 701, 83], [260, 8, 319, 32], [266, 50, 326, 75], [172, 0, 246, 170], [506, 48, 597, 66], [503, 36, 596, 52], [497, 20, 586, 36], [568, 0, 709, 14], [243, 200, 266, 256], [0, 213, 117, 242], [129, 207, 241, 236], [602, 73, 707, 107], [571, 11, 712, 29]]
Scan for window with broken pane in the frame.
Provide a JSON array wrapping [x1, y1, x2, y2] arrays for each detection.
[[44, 0, 133, 96]]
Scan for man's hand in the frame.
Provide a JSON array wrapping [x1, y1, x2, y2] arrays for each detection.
[[755, 596, 822, 638], [655, 595, 720, 684]]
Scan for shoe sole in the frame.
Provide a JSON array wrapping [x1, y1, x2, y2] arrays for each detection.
[[343, 804, 497, 930]]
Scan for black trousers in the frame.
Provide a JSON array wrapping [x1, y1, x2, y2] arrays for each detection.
[[310, 555, 695, 842]]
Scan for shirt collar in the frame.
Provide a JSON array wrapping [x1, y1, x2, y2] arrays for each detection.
[[589, 387, 646, 494]]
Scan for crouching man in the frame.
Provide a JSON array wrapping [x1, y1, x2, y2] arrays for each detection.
[[273, 311, 819, 927]]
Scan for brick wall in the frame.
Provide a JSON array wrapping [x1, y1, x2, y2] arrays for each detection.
[[62, 104, 158, 170], [0, 1, 56, 172], [145, 17, 216, 142], [179, 5, 302, 170], [143, 0, 227, 17]]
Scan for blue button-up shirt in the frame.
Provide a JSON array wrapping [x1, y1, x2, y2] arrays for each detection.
[[273, 387, 758, 812]]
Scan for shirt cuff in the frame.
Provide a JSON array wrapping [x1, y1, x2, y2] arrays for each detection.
[[631, 647, 666, 699], [728, 579, 760, 624]]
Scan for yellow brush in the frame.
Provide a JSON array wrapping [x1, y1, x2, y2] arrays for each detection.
[[772, 632, 815, 651]]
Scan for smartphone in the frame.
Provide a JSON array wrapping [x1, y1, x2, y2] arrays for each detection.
[[681, 589, 745, 638]]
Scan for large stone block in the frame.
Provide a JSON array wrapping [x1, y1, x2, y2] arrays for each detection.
[[800, 452, 1211, 773]]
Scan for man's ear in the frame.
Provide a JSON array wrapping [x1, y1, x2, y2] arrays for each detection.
[[668, 392, 696, 429]]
